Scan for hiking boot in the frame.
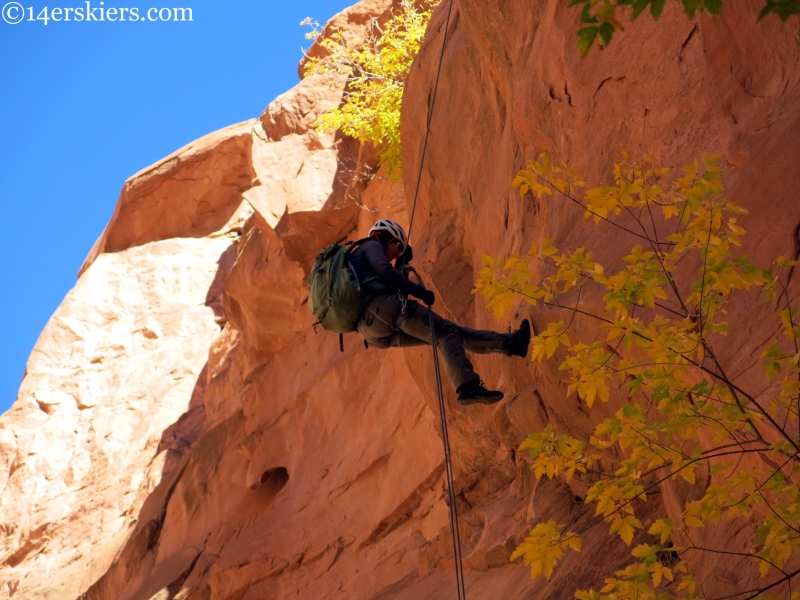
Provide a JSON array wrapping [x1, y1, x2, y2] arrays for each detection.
[[457, 379, 504, 405], [510, 319, 531, 357]]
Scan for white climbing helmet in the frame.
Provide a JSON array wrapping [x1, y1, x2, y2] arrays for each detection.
[[369, 219, 408, 254]]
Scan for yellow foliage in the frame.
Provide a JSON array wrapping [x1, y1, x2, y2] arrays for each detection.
[[648, 519, 672, 545], [302, 1, 439, 180], [519, 424, 596, 481], [610, 515, 643, 546], [489, 150, 800, 598], [510, 519, 581, 581]]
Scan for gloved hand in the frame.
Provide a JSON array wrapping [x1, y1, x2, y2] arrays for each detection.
[[418, 289, 435, 306]]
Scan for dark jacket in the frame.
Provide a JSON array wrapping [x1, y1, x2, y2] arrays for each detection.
[[349, 239, 426, 300]]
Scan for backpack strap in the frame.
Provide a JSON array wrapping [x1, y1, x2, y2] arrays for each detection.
[[339, 333, 344, 353], [344, 237, 373, 294], [345, 237, 373, 256]]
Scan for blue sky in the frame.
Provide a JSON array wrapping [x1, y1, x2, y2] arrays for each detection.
[[0, 0, 350, 414]]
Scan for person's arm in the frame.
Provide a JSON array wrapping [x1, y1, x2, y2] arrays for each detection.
[[362, 241, 427, 298]]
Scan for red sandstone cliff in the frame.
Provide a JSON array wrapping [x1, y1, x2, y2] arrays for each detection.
[[1, 0, 798, 598]]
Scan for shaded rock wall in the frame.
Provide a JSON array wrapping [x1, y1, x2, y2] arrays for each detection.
[[401, 0, 800, 596], [0, 0, 798, 599]]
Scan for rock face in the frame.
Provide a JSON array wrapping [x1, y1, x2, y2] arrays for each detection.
[[400, 0, 800, 596], [1, 0, 799, 599], [0, 226, 239, 599]]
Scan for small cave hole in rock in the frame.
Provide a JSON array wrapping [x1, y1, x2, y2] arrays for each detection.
[[260, 467, 290, 499]]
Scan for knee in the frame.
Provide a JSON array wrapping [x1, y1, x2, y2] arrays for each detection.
[[437, 322, 462, 346], [439, 319, 460, 337]]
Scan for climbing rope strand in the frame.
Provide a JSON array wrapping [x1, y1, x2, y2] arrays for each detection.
[[429, 310, 467, 600], [406, 0, 455, 242], [400, 0, 465, 594], [409, 263, 466, 598]]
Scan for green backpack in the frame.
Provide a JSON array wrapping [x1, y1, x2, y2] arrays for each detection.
[[306, 239, 371, 335]]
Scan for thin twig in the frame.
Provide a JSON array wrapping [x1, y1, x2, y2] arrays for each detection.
[[535, 173, 660, 243]]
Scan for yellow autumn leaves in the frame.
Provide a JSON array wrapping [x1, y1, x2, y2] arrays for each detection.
[[303, 1, 439, 180], [510, 520, 581, 581], [477, 150, 800, 599], [518, 424, 595, 481]]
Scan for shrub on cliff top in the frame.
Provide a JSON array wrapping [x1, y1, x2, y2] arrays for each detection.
[[302, 0, 440, 182], [476, 152, 800, 598]]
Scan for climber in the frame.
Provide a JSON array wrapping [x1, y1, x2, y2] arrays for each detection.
[[351, 219, 531, 405]]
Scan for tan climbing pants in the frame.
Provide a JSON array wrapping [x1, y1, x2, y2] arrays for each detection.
[[356, 294, 513, 391]]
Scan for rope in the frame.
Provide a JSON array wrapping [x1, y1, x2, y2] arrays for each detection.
[[406, 0, 456, 242], [429, 309, 467, 599], [401, 0, 465, 596], [406, 262, 466, 599]]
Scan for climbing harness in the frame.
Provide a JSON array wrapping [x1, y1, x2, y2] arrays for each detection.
[[403, 0, 465, 596]]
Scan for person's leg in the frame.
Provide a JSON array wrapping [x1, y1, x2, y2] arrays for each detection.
[[394, 307, 525, 357], [360, 297, 519, 404], [458, 325, 513, 355], [394, 302, 480, 391], [462, 319, 532, 358], [389, 331, 429, 348]]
